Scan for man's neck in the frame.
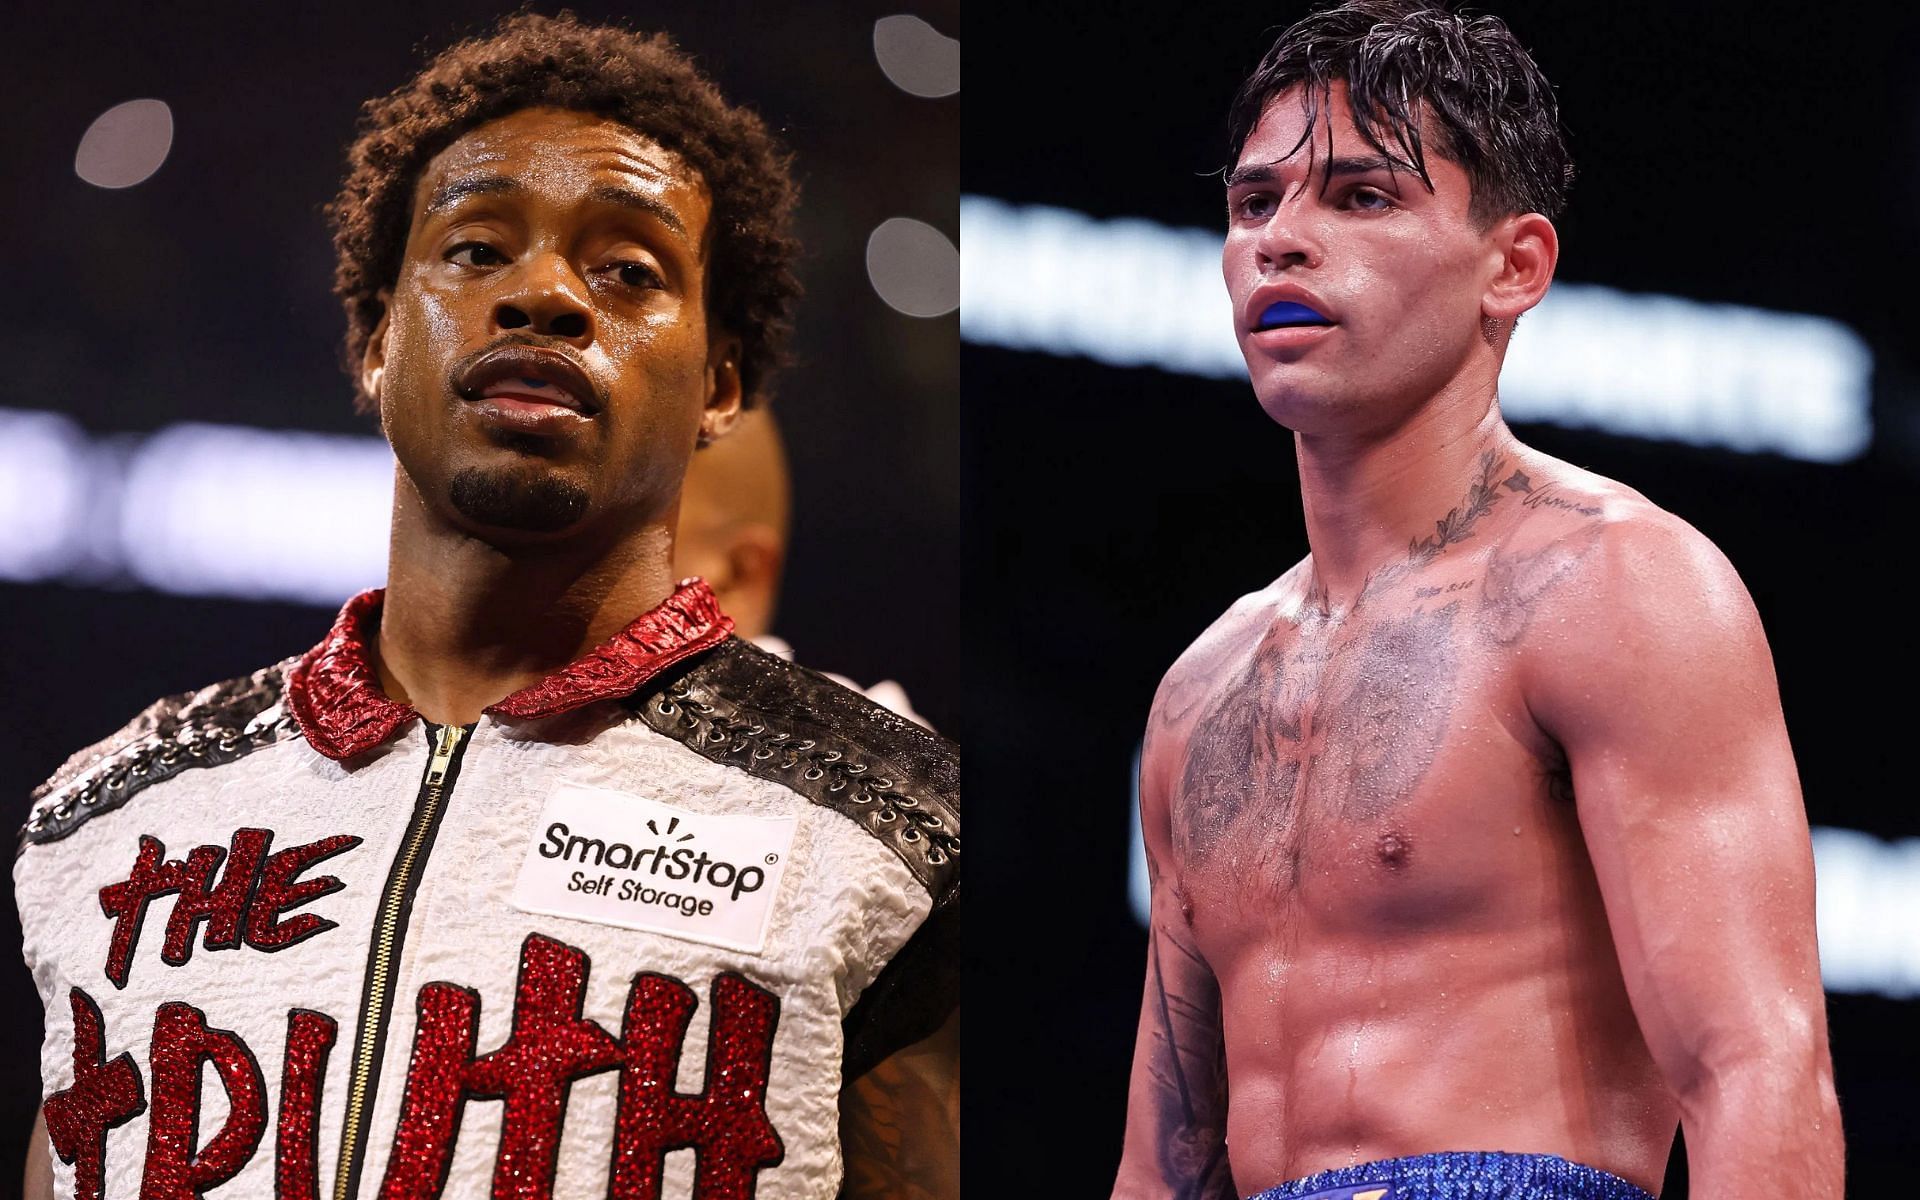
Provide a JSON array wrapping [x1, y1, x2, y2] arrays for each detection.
[[374, 478, 681, 725], [1295, 374, 1516, 614]]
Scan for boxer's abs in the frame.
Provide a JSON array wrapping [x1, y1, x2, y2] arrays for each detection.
[[1206, 912, 1676, 1196]]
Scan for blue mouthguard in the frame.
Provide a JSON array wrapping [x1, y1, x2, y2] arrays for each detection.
[[1259, 300, 1330, 328]]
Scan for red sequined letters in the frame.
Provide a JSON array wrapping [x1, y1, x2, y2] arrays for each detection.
[[42, 988, 146, 1200], [43, 935, 781, 1196], [97, 830, 361, 987], [610, 970, 785, 1200], [275, 1010, 338, 1200], [380, 934, 783, 1200], [142, 1002, 268, 1199]]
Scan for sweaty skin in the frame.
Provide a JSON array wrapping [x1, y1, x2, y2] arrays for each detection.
[[366, 105, 736, 724], [1112, 85, 1839, 1200]]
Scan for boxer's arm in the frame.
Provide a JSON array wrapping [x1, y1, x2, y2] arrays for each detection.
[[837, 1010, 959, 1200], [1527, 517, 1842, 1200], [1113, 709, 1234, 1200], [25, 1106, 51, 1200]]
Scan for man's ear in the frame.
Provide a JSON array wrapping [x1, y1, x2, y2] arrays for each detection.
[[700, 333, 745, 446], [1482, 212, 1559, 328], [359, 290, 393, 410]]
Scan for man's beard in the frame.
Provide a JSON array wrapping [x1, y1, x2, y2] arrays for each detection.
[[447, 464, 590, 533]]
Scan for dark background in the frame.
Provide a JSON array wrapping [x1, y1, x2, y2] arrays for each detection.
[[966, 1, 1916, 1196], [0, 0, 956, 1188]]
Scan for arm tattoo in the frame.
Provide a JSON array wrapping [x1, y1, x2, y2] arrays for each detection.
[[839, 1034, 960, 1200], [1148, 926, 1236, 1199]]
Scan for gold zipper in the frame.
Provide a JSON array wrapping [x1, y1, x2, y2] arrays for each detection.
[[332, 721, 468, 1200]]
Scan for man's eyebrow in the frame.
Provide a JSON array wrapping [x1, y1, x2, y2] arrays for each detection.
[[424, 174, 518, 216], [1224, 162, 1280, 189], [1323, 155, 1402, 180], [586, 184, 690, 241], [1224, 154, 1403, 190], [422, 175, 690, 241]]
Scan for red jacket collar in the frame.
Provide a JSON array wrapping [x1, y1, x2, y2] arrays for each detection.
[[287, 579, 733, 761]]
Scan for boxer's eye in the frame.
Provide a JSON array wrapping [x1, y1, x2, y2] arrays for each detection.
[[447, 242, 508, 268]]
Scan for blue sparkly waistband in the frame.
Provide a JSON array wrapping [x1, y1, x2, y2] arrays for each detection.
[[1245, 1151, 1657, 1200]]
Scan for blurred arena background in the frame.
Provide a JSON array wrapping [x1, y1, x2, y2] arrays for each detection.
[[965, 1, 1916, 1195], [0, 1, 956, 1184]]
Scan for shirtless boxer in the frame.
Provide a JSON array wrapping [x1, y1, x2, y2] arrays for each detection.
[[1111, 3, 1841, 1198]]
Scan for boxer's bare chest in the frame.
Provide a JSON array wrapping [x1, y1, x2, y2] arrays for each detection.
[[1161, 591, 1486, 912], [1153, 463, 1606, 941]]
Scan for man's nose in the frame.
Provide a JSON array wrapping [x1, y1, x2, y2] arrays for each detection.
[[493, 253, 593, 343], [1254, 203, 1324, 273]]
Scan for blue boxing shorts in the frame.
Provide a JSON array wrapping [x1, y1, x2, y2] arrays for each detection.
[[1246, 1152, 1656, 1200]]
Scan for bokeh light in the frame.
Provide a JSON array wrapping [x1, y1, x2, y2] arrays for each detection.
[[873, 15, 959, 98], [74, 98, 174, 189], [866, 217, 959, 318]]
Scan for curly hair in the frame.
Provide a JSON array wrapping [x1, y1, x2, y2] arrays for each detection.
[[1228, 0, 1573, 224], [326, 10, 801, 411]]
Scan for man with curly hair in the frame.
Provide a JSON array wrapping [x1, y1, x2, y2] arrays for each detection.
[[17, 13, 956, 1200], [1111, 3, 1838, 1199]]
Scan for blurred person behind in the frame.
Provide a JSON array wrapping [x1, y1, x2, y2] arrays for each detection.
[[676, 408, 928, 727]]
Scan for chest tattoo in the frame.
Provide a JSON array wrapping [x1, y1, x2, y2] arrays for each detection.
[[1310, 603, 1461, 821], [1166, 454, 1608, 874], [1174, 634, 1306, 864]]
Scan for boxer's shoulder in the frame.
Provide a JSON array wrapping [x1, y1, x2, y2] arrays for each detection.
[[21, 658, 298, 848], [628, 635, 959, 907], [1150, 562, 1307, 734]]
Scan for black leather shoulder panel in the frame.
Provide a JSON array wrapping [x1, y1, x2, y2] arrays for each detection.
[[22, 659, 296, 847], [630, 638, 959, 908]]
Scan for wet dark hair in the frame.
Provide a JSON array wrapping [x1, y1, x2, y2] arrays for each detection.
[[1227, 0, 1572, 223], [327, 10, 801, 411]]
